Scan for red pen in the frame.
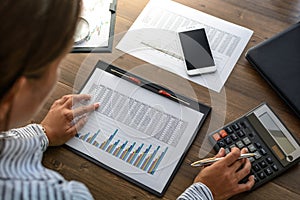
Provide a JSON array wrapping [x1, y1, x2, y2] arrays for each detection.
[[111, 68, 190, 105], [159, 90, 190, 105], [111, 69, 141, 85]]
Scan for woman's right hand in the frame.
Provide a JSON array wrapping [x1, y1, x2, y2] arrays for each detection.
[[41, 94, 99, 146], [193, 147, 255, 200]]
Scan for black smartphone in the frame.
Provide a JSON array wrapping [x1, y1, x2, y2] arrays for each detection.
[[178, 28, 216, 75]]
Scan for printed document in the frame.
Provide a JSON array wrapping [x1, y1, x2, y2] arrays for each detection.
[[74, 0, 113, 48], [66, 67, 204, 194], [116, 0, 253, 92]]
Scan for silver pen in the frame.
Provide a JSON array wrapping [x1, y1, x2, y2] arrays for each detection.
[[141, 42, 183, 60], [191, 153, 256, 167]]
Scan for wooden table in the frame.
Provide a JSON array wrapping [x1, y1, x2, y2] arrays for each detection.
[[36, 0, 300, 199]]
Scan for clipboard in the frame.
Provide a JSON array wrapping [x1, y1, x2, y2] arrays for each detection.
[[66, 60, 211, 196], [72, 0, 117, 53]]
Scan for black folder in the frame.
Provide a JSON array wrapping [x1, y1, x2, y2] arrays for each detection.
[[246, 22, 300, 118]]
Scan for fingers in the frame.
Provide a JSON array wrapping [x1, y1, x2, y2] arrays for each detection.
[[60, 94, 92, 108], [229, 147, 253, 189], [73, 103, 99, 117], [247, 175, 255, 188], [215, 147, 226, 158], [68, 115, 89, 135], [235, 175, 255, 194], [72, 94, 92, 102], [57, 94, 99, 120], [209, 147, 254, 197], [235, 158, 252, 180], [222, 147, 241, 166], [229, 147, 249, 171], [230, 158, 244, 172], [240, 148, 248, 154]]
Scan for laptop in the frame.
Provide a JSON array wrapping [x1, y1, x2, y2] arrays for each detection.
[[245, 22, 300, 118]]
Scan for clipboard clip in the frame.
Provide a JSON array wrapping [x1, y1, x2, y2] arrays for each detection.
[[109, 3, 117, 13], [110, 68, 190, 106]]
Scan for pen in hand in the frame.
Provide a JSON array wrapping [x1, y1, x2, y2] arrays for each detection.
[[191, 153, 256, 167]]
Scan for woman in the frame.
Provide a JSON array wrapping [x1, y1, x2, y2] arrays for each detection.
[[0, 0, 254, 199], [0, 0, 97, 199]]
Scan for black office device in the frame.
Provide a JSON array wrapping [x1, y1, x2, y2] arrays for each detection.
[[245, 22, 300, 118], [208, 103, 300, 190]]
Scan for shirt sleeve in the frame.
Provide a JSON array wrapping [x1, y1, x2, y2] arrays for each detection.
[[177, 182, 214, 200], [68, 181, 94, 200], [11, 124, 49, 151]]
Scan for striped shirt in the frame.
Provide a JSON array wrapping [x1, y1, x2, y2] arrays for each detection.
[[177, 182, 213, 200], [0, 124, 213, 200], [0, 124, 94, 200]]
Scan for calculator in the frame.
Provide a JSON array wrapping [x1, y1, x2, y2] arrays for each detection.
[[208, 103, 300, 189]]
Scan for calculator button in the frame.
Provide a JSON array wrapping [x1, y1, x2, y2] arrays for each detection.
[[244, 128, 252, 135], [260, 148, 267, 156], [240, 121, 247, 128], [229, 144, 236, 149], [236, 141, 244, 149], [225, 137, 232, 145], [272, 164, 279, 171], [265, 168, 273, 176], [219, 130, 228, 138], [230, 134, 238, 141], [225, 126, 234, 134], [266, 157, 273, 164], [249, 157, 255, 163], [225, 148, 231, 154], [255, 142, 262, 148], [259, 161, 267, 168], [258, 171, 266, 179], [254, 151, 262, 159], [242, 137, 251, 145], [237, 130, 245, 137], [246, 129, 255, 138], [248, 132, 254, 138], [248, 144, 257, 152], [232, 123, 240, 130], [212, 133, 221, 141], [253, 164, 261, 172], [217, 140, 225, 147]]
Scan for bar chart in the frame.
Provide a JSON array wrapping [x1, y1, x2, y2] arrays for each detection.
[[76, 129, 168, 175]]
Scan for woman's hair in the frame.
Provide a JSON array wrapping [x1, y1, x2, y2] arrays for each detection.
[[0, 0, 82, 99]]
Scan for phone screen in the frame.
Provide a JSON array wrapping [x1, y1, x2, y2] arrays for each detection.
[[178, 29, 215, 70]]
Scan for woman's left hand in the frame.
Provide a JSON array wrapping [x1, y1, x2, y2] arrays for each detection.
[[41, 94, 99, 146]]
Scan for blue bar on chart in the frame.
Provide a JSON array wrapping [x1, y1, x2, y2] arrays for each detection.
[[76, 129, 168, 175]]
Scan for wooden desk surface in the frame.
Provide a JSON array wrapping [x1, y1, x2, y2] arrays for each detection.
[[36, 0, 300, 199]]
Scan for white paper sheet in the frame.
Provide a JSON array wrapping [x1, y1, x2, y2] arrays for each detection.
[[116, 0, 253, 92], [74, 0, 113, 47]]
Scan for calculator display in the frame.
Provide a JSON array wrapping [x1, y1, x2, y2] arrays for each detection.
[[259, 112, 296, 155]]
